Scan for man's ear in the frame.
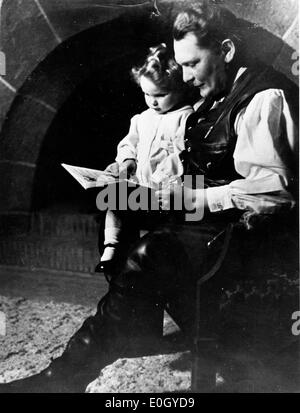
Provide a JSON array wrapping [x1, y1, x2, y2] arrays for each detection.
[[221, 39, 235, 63]]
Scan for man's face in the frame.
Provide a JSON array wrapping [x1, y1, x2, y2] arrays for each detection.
[[174, 32, 228, 99]]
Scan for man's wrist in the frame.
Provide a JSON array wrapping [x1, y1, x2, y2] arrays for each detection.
[[206, 185, 233, 212]]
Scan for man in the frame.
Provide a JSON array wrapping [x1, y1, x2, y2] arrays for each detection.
[[0, 1, 297, 393], [159, 2, 297, 215]]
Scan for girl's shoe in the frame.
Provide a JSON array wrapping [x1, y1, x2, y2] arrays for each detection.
[[95, 244, 117, 274]]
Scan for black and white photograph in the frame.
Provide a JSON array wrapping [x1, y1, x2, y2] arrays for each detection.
[[0, 0, 299, 395]]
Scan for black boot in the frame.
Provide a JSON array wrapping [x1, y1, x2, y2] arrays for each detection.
[[0, 314, 106, 393], [1, 296, 135, 394], [0, 229, 192, 393], [1, 284, 163, 393], [0, 248, 165, 393]]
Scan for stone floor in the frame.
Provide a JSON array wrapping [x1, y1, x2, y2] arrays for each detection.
[[0, 266, 299, 393], [0, 266, 191, 393]]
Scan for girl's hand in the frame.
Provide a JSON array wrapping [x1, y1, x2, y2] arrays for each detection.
[[119, 159, 137, 178], [104, 162, 120, 177]]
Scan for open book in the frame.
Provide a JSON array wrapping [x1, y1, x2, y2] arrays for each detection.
[[61, 163, 152, 190]]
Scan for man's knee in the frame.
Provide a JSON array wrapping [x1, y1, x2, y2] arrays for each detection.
[[120, 229, 190, 297], [127, 229, 185, 268]]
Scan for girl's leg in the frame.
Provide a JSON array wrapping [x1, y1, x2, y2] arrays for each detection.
[[101, 209, 122, 264]]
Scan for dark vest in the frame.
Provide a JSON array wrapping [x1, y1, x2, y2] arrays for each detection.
[[181, 65, 299, 191]]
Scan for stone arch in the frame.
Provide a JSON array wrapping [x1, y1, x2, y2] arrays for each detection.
[[0, 0, 298, 213], [0, 7, 167, 212], [0, 0, 297, 273]]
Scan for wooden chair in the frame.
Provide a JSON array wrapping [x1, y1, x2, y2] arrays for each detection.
[[191, 210, 299, 392]]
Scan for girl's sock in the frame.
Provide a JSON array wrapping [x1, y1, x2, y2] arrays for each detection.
[[101, 227, 121, 263], [101, 245, 117, 263]]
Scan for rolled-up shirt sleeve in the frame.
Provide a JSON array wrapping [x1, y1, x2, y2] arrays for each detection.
[[115, 114, 139, 164], [206, 89, 297, 213]]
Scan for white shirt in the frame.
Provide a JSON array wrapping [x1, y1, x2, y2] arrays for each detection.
[[204, 68, 298, 213], [115, 105, 193, 186]]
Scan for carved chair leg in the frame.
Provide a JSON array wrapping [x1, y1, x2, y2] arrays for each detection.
[[191, 337, 220, 392]]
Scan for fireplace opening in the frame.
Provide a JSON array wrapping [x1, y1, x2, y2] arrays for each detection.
[[0, 7, 171, 273], [1, 65, 146, 274], [32, 62, 146, 215], [0, 33, 156, 272], [13, 58, 147, 274]]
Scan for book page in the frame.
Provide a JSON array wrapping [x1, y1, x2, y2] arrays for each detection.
[[61, 163, 118, 189], [61, 163, 155, 190]]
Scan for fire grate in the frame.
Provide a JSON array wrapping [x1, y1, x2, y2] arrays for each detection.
[[0, 213, 101, 274]]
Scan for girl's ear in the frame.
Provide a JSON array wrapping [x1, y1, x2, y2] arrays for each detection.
[[221, 39, 236, 63]]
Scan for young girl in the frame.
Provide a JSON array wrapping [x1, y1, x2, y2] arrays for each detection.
[[98, 43, 194, 270]]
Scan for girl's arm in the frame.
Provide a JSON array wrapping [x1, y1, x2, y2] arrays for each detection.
[[115, 114, 140, 164]]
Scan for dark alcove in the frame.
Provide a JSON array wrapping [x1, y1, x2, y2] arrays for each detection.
[[32, 60, 146, 214]]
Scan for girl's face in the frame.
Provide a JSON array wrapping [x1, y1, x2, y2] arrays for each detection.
[[140, 76, 181, 114]]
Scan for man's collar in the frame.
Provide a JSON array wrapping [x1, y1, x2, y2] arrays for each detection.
[[193, 67, 248, 110], [234, 67, 247, 83]]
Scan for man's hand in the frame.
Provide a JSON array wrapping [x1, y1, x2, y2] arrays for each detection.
[[155, 179, 193, 211], [155, 179, 207, 216]]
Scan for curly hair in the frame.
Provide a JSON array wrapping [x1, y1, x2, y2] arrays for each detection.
[[131, 43, 187, 92]]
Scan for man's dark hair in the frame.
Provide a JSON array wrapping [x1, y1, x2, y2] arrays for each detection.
[[173, 1, 245, 56]]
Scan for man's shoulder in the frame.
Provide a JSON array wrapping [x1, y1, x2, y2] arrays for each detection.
[[231, 64, 298, 118], [245, 64, 298, 95]]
